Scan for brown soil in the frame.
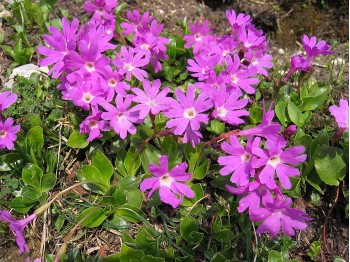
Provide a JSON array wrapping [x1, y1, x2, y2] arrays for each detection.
[[0, 0, 348, 261]]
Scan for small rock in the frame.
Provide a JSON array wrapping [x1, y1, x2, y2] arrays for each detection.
[[277, 48, 285, 55], [4, 64, 49, 89]]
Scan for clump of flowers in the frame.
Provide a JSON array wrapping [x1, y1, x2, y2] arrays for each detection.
[[34, 0, 336, 244]]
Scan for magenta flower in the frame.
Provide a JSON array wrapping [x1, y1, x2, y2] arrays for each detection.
[[283, 125, 297, 138], [187, 53, 218, 81], [329, 98, 349, 130], [84, 0, 118, 23], [225, 54, 259, 94], [226, 180, 280, 213], [212, 87, 249, 125], [239, 101, 282, 142], [80, 111, 109, 141], [113, 46, 150, 81], [121, 10, 154, 39], [226, 10, 251, 33], [37, 17, 80, 78], [99, 95, 140, 139], [0, 210, 37, 254], [165, 86, 212, 139], [183, 20, 214, 54], [0, 118, 20, 150], [69, 75, 103, 110], [245, 50, 274, 76], [302, 35, 333, 59], [79, 23, 116, 52], [65, 40, 110, 77], [140, 155, 195, 208], [250, 196, 312, 237], [0, 91, 17, 111], [131, 79, 172, 119], [218, 135, 260, 186], [252, 139, 307, 189], [238, 26, 266, 50], [282, 55, 312, 82]]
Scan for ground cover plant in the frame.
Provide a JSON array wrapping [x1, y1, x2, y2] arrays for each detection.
[[0, 0, 348, 261]]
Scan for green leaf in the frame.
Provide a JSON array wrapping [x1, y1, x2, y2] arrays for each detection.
[[193, 160, 209, 180], [211, 253, 229, 262], [180, 216, 203, 244], [91, 150, 113, 186], [77, 207, 108, 228], [77, 165, 109, 193], [66, 130, 89, 149], [126, 189, 143, 208], [27, 126, 44, 151], [287, 101, 301, 126], [275, 101, 288, 127], [140, 144, 160, 172], [268, 250, 283, 262], [314, 146, 346, 186], [124, 146, 141, 176], [115, 204, 146, 223], [207, 120, 225, 135], [120, 244, 145, 261], [10, 197, 37, 213], [22, 163, 43, 191], [309, 130, 329, 156], [21, 186, 42, 200], [213, 229, 234, 243], [307, 241, 321, 260], [300, 84, 331, 111], [41, 173, 56, 192], [142, 256, 165, 262]]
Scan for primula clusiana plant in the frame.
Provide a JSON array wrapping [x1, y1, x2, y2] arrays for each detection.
[[1, 0, 348, 260]]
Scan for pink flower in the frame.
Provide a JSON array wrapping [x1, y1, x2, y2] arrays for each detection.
[[226, 10, 251, 33], [245, 50, 274, 76], [0, 210, 37, 254], [99, 95, 140, 139], [183, 20, 214, 54], [165, 86, 212, 146], [226, 180, 279, 213], [84, 0, 118, 23], [225, 54, 259, 94], [140, 155, 195, 208], [0, 91, 17, 111], [37, 17, 80, 78], [131, 79, 172, 119], [218, 135, 260, 186], [282, 55, 312, 82], [121, 10, 154, 39], [252, 139, 307, 189], [187, 53, 218, 81], [80, 111, 109, 141], [212, 87, 249, 125], [302, 35, 333, 59], [239, 101, 282, 142], [113, 46, 150, 81], [0, 118, 20, 150], [250, 196, 312, 237], [329, 98, 349, 130]]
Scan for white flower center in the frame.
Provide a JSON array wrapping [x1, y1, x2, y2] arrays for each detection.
[[148, 100, 156, 108], [0, 130, 6, 138], [184, 107, 197, 119], [141, 44, 150, 50], [85, 62, 95, 72], [230, 74, 239, 84], [124, 63, 134, 71], [159, 173, 174, 187], [88, 120, 98, 129], [82, 92, 94, 103], [195, 34, 202, 42], [108, 78, 117, 87], [217, 106, 227, 117], [241, 152, 251, 163], [244, 42, 252, 48], [251, 58, 258, 65], [268, 155, 281, 168]]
